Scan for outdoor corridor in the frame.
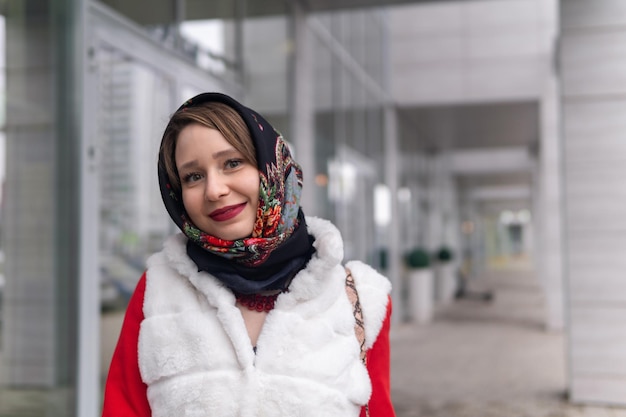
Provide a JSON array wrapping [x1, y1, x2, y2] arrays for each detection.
[[390, 267, 624, 417]]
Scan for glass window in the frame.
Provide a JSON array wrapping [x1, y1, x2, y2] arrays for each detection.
[[309, 8, 388, 265], [1, 3, 77, 415], [95, 48, 175, 396]]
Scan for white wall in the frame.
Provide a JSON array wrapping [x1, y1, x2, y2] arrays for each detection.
[[561, 0, 626, 406]]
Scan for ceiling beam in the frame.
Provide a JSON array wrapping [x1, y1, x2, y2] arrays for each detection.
[[470, 185, 531, 201], [97, 0, 480, 25], [451, 147, 534, 175]]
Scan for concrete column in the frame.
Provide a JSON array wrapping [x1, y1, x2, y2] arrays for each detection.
[[427, 154, 453, 253], [560, 0, 626, 405], [384, 105, 402, 323], [461, 196, 482, 280], [538, 73, 564, 331], [78, 5, 100, 417], [440, 153, 460, 257], [290, 2, 317, 215], [426, 156, 442, 252]]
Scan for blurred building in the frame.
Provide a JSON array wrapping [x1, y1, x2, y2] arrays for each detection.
[[0, 0, 624, 416]]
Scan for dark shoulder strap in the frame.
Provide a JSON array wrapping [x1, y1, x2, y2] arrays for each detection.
[[345, 267, 367, 364]]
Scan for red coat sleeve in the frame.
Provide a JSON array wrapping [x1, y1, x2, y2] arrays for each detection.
[[102, 273, 151, 417], [361, 296, 395, 417]]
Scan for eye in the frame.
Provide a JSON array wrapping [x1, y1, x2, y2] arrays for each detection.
[[182, 172, 203, 183], [225, 159, 244, 170]]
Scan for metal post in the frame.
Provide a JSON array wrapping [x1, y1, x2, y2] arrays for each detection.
[[384, 104, 402, 323], [77, 2, 101, 417], [289, 1, 316, 215]]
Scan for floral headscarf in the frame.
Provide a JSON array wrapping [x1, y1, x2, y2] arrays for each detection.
[[158, 92, 314, 294]]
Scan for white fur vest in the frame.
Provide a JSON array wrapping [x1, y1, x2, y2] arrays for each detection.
[[138, 217, 391, 417]]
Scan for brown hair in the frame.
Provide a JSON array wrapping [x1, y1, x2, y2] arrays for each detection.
[[159, 102, 257, 192]]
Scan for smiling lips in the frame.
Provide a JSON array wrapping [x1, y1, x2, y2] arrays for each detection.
[[209, 203, 247, 222]]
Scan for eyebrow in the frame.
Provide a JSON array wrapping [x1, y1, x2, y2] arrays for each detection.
[[177, 149, 242, 172], [212, 148, 240, 160], [178, 160, 199, 172]]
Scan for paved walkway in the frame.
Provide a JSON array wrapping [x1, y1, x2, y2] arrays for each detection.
[[390, 267, 626, 417]]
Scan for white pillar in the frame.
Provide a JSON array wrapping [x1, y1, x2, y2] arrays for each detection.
[[426, 155, 447, 252], [465, 197, 482, 280], [538, 75, 564, 331], [290, 2, 317, 216], [384, 104, 402, 323], [561, 0, 626, 405], [78, 6, 101, 417]]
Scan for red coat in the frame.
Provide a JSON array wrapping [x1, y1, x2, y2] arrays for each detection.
[[102, 274, 395, 417]]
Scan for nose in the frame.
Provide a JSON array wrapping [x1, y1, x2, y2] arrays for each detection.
[[204, 173, 229, 201]]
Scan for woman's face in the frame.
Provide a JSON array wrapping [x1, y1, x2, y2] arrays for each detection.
[[175, 123, 260, 241]]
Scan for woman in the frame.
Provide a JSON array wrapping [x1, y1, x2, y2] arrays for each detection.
[[102, 92, 395, 417]]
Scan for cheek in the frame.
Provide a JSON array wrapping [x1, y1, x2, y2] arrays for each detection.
[[181, 189, 199, 214], [250, 180, 261, 208], [245, 170, 261, 204]]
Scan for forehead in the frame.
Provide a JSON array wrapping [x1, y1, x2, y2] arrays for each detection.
[[176, 124, 231, 152]]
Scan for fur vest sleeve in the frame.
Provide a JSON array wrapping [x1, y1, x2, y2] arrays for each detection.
[[138, 217, 391, 417]]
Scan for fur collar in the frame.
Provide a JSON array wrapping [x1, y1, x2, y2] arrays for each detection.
[[146, 216, 391, 357], [149, 216, 345, 306]]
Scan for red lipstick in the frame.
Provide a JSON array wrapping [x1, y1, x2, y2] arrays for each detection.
[[209, 203, 247, 222]]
